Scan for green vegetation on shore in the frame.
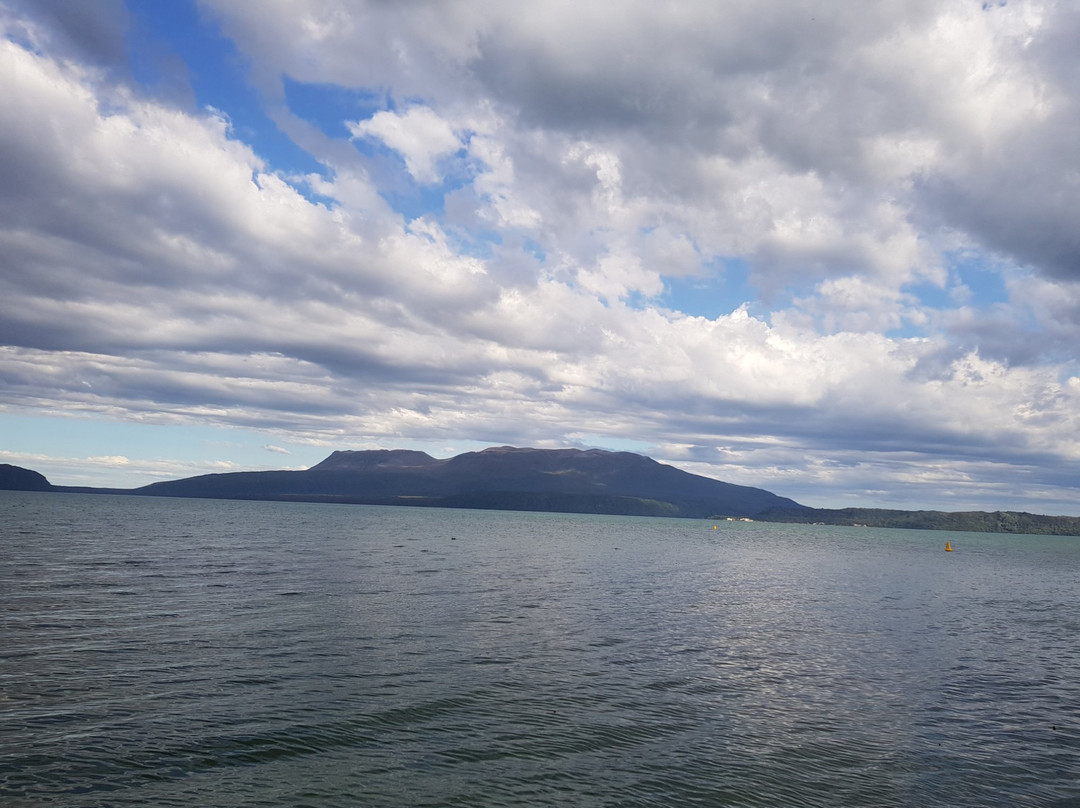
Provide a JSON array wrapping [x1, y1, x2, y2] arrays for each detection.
[[754, 507, 1080, 536]]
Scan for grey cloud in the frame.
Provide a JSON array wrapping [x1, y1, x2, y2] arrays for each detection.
[[472, 3, 909, 140], [8, 0, 130, 67], [906, 5, 1080, 285], [919, 156, 1080, 284]]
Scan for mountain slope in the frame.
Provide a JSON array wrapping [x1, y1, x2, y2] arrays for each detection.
[[0, 464, 52, 491], [133, 446, 805, 518]]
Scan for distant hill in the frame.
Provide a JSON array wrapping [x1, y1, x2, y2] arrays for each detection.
[[3, 449, 1079, 535], [131, 446, 804, 518], [756, 506, 1080, 537], [0, 464, 51, 491]]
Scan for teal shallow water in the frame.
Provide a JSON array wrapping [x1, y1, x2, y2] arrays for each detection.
[[2, 491, 1079, 807]]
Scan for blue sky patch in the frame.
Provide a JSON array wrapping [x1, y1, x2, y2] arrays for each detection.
[[284, 77, 383, 140], [126, 0, 324, 177], [662, 259, 759, 319]]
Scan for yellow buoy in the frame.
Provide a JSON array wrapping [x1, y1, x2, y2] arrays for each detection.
[[713, 525, 717, 529], [945, 541, 953, 552]]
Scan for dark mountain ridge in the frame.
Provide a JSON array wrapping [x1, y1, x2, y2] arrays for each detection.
[[0, 464, 52, 491], [0, 447, 802, 518], [130, 446, 803, 518]]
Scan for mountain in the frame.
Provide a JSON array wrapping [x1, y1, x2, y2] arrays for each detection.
[[130, 446, 804, 518], [0, 464, 52, 491], [5, 449, 1079, 534]]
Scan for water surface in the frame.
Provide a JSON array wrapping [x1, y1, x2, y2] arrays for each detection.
[[2, 492, 1078, 806]]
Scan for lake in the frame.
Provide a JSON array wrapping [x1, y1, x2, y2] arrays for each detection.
[[2, 491, 1079, 807]]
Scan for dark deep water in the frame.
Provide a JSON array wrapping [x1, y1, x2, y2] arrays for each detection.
[[2, 491, 1079, 807]]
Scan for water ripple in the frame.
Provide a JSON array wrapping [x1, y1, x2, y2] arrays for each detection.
[[3, 493, 1080, 807]]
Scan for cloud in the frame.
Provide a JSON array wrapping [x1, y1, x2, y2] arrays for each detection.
[[263, 444, 291, 455], [0, 447, 245, 488], [2, 2, 1080, 511], [3, 0, 130, 68], [348, 105, 462, 184]]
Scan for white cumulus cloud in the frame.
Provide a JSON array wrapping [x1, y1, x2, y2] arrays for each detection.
[[348, 105, 462, 184]]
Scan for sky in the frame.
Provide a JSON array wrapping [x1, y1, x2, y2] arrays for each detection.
[[2, 0, 1080, 514]]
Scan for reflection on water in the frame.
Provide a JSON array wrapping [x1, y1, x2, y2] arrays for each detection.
[[2, 491, 1079, 807]]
